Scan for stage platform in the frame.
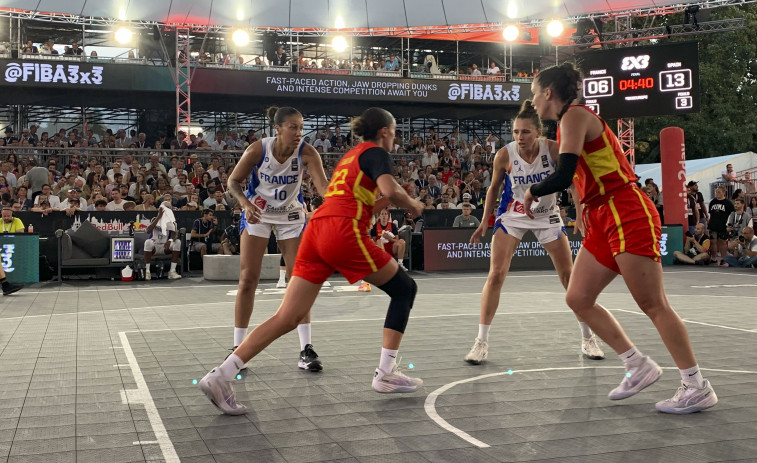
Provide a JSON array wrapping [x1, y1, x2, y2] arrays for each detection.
[[0, 268, 755, 462]]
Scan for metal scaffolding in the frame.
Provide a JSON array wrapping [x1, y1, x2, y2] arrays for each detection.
[[175, 27, 191, 136]]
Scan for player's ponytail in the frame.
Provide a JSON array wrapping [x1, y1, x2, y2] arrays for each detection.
[[535, 62, 583, 120], [266, 106, 302, 127], [514, 100, 542, 132], [351, 107, 395, 142]]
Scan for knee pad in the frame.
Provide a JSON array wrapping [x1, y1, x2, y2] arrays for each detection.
[[379, 268, 418, 333]]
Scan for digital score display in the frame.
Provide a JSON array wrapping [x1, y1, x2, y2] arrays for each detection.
[[577, 42, 700, 119]]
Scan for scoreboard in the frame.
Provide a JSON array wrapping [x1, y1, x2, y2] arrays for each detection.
[[577, 41, 700, 119]]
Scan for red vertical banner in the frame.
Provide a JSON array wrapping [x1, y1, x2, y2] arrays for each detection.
[[659, 127, 687, 229]]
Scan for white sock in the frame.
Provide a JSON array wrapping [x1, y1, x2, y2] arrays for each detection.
[[170, 262, 177, 272], [619, 346, 643, 366], [579, 322, 592, 338], [680, 364, 705, 388], [218, 353, 245, 380], [297, 323, 311, 351], [278, 269, 286, 281], [379, 348, 398, 373], [477, 324, 491, 342], [233, 327, 247, 347]]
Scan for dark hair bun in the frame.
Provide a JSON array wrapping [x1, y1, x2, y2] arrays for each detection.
[[266, 106, 279, 125]]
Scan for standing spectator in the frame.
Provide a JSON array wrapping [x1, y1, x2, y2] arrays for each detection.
[[65, 41, 84, 56], [471, 64, 482, 76], [708, 185, 734, 265], [21, 40, 38, 54], [452, 203, 480, 228], [740, 171, 756, 195], [486, 62, 501, 75], [723, 227, 757, 268], [271, 45, 288, 66], [688, 181, 709, 225], [312, 133, 331, 152], [686, 182, 699, 235], [721, 163, 740, 185], [385, 55, 400, 71], [748, 196, 757, 217]]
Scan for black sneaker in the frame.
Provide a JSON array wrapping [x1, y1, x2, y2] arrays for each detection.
[[2, 283, 22, 296], [225, 346, 248, 370], [298, 344, 323, 371]]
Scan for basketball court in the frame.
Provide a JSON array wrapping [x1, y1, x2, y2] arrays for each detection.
[[1, 268, 755, 462]]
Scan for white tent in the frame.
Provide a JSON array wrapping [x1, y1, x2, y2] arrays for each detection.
[[635, 152, 757, 201]]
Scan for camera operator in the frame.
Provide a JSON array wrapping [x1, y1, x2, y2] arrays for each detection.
[[220, 207, 242, 255], [673, 223, 710, 265], [726, 198, 753, 244], [723, 227, 757, 268]]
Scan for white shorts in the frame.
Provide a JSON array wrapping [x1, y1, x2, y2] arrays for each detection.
[[144, 239, 181, 254], [244, 221, 305, 241], [494, 214, 566, 244]]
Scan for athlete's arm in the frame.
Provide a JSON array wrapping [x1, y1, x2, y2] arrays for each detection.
[[145, 207, 164, 235], [470, 147, 508, 244], [301, 144, 330, 196], [228, 141, 263, 223], [360, 148, 423, 216]]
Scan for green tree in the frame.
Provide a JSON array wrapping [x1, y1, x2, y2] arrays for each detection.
[[630, 5, 757, 163]]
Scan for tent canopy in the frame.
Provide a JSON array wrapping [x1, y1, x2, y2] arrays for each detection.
[[2, 0, 703, 29]]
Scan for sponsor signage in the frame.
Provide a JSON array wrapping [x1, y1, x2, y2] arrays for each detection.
[[0, 234, 39, 284]]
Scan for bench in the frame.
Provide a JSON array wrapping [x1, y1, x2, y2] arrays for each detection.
[[203, 253, 281, 281]]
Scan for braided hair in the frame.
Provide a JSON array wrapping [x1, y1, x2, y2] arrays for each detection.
[[535, 62, 582, 120]]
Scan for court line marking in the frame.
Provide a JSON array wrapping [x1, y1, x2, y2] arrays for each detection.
[[118, 331, 180, 463], [613, 308, 757, 333], [424, 365, 757, 449]]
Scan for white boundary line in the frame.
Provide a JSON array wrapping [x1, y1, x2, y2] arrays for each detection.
[[118, 332, 180, 463], [424, 365, 757, 449], [613, 308, 757, 333]]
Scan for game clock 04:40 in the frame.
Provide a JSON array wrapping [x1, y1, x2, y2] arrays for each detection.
[[619, 77, 654, 91]]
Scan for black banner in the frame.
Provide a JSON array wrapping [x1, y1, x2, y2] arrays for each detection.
[[423, 227, 582, 271]]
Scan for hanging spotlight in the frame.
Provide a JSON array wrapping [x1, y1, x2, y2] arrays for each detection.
[[232, 29, 250, 47], [332, 35, 348, 52], [503, 25, 519, 42], [546, 20, 564, 37], [115, 27, 133, 44]]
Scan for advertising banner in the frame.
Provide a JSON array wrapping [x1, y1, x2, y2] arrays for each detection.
[[0, 234, 39, 284]]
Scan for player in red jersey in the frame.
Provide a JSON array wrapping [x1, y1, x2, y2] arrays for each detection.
[[523, 63, 717, 415], [199, 107, 425, 415]]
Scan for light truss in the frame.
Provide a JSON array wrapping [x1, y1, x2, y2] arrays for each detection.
[[569, 18, 746, 45], [1, 1, 756, 37]]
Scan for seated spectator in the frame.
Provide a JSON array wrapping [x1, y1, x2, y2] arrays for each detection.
[[1, 207, 24, 233], [726, 198, 753, 243], [457, 192, 476, 209], [471, 64, 482, 76], [452, 203, 480, 228], [204, 190, 228, 210], [723, 227, 757, 268], [674, 223, 710, 265], [370, 208, 406, 269], [143, 206, 182, 280], [312, 133, 331, 152], [21, 40, 38, 54], [486, 62, 500, 75], [220, 207, 242, 255], [34, 184, 61, 209], [190, 209, 218, 257], [106, 188, 126, 211], [385, 55, 400, 71], [136, 194, 157, 211]]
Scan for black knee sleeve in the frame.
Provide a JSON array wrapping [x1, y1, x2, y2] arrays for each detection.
[[379, 268, 418, 333], [280, 255, 286, 266]]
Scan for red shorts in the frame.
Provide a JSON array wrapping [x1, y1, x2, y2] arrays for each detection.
[[382, 242, 395, 255], [582, 184, 662, 274], [293, 216, 393, 284]]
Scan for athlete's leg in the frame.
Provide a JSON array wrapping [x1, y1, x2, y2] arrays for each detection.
[[233, 231, 269, 346], [542, 234, 604, 359], [279, 237, 307, 323]]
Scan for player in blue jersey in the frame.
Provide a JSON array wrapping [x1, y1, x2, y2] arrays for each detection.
[[226, 106, 329, 371], [464, 100, 605, 364]]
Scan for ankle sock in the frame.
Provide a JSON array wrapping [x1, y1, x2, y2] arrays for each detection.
[[218, 353, 245, 380], [680, 364, 705, 388], [297, 324, 311, 351], [579, 322, 592, 339], [619, 346, 643, 366], [477, 324, 491, 342], [233, 327, 247, 347], [379, 348, 398, 373]]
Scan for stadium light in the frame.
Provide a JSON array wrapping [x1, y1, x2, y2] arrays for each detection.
[[503, 25, 519, 42], [115, 27, 133, 44], [335, 16, 345, 29], [232, 29, 250, 47], [546, 20, 564, 37], [332, 35, 348, 53]]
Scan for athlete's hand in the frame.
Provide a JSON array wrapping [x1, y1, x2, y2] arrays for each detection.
[[523, 188, 538, 219], [243, 201, 262, 224], [470, 223, 487, 244], [409, 200, 424, 218]]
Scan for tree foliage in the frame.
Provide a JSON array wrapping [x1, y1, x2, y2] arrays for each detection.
[[627, 5, 757, 163]]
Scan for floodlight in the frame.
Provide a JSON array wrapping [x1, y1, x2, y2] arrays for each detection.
[[503, 25, 519, 42], [115, 27, 133, 44], [335, 16, 345, 29], [332, 36, 348, 52], [546, 20, 564, 37], [232, 29, 250, 47]]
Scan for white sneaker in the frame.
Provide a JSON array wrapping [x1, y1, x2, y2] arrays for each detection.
[[372, 365, 423, 393], [168, 270, 182, 280], [464, 338, 488, 365], [322, 280, 331, 288], [398, 260, 407, 271], [198, 368, 247, 415], [144, 269, 151, 281], [609, 356, 663, 400], [655, 380, 718, 414], [276, 280, 287, 288], [581, 335, 605, 360]]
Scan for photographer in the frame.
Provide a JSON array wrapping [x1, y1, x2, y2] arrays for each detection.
[[673, 223, 710, 265], [723, 227, 757, 268], [726, 198, 753, 244], [220, 207, 242, 255]]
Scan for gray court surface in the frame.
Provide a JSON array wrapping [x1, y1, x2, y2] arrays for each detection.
[[1, 268, 755, 463]]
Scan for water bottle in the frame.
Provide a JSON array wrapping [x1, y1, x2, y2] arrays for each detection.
[[28, 224, 33, 233]]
